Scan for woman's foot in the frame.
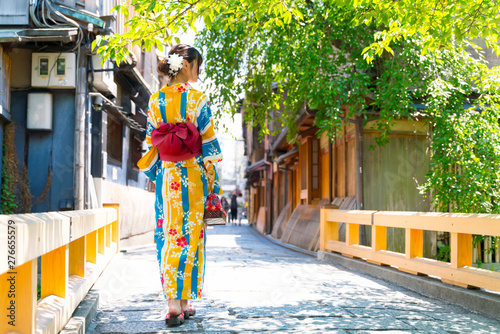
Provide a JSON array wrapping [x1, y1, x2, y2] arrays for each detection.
[[168, 299, 182, 316], [166, 299, 185, 326], [181, 300, 196, 318]]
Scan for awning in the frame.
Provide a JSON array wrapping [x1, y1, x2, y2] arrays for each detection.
[[0, 27, 78, 43], [271, 127, 289, 153], [90, 92, 146, 139], [276, 147, 299, 165], [246, 159, 270, 172], [116, 66, 153, 111], [51, 3, 105, 28]]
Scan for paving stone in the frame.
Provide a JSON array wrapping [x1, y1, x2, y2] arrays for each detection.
[[231, 305, 352, 318], [406, 319, 500, 333], [201, 317, 303, 332], [354, 331, 443, 334], [422, 311, 500, 323], [343, 308, 434, 321], [87, 222, 500, 334], [295, 317, 414, 331], [96, 310, 163, 323], [240, 331, 348, 334], [194, 307, 231, 319], [93, 319, 199, 333]]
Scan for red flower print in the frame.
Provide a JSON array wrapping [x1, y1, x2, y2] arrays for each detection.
[[198, 288, 202, 297], [169, 228, 177, 236], [187, 116, 191, 121], [178, 85, 187, 92], [157, 219, 163, 228], [200, 229, 204, 239], [170, 182, 180, 190], [176, 236, 187, 247]]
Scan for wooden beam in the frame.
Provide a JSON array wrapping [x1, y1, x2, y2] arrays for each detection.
[[0, 259, 37, 334], [451, 233, 472, 269], [325, 241, 500, 292], [69, 236, 86, 277], [105, 224, 111, 248], [41, 245, 68, 299], [372, 225, 387, 252], [346, 223, 359, 246], [103, 204, 120, 251], [98, 227, 105, 254], [86, 230, 97, 264], [320, 207, 339, 251], [373, 211, 500, 236], [405, 229, 423, 259], [326, 210, 376, 225]]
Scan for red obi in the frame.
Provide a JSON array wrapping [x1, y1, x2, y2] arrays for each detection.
[[151, 122, 202, 162]]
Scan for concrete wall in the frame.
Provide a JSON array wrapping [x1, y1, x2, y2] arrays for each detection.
[[101, 180, 155, 239]]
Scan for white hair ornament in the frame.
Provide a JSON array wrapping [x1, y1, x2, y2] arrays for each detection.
[[167, 53, 184, 75]]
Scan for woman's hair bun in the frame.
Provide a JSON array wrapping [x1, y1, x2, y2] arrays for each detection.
[[157, 44, 203, 80]]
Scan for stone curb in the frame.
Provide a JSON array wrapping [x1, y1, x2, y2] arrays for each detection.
[[262, 231, 318, 258], [60, 292, 99, 334], [318, 250, 500, 320]]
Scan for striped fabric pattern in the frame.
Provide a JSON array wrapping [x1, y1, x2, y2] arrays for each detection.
[[143, 82, 223, 300]]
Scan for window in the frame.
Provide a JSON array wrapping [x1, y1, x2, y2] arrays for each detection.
[[39, 58, 49, 76], [131, 136, 143, 171], [312, 139, 319, 190], [56, 58, 66, 76], [107, 115, 123, 165]]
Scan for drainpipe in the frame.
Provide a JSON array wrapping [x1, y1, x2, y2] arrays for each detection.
[[85, 59, 92, 209], [329, 137, 333, 203], [355, 117, 365, 245], [355, 117, 364, 210], [74, 66, 86, 210], [264, 129, 273, 234]]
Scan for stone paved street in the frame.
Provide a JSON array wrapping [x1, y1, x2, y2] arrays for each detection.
[[87, 222, 500, 333]]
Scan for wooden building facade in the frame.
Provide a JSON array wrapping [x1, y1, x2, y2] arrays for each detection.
[[243, 104, 434, 257]]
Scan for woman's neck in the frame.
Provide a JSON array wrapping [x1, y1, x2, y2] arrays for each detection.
[[168, 75, 188, 86]]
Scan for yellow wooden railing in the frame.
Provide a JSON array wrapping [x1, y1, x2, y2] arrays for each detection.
[[0, 203, 119, 334], [320, 208, 500, 292]]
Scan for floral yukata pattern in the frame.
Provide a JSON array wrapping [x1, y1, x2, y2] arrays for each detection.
[[140, 82, 222, 300]]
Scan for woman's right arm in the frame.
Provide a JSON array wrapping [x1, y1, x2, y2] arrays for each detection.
[[196, 95, 223, 194]]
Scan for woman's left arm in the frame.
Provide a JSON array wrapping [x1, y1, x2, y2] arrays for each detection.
[[196, 96, 223, 194], [138, 95, 160, 181]]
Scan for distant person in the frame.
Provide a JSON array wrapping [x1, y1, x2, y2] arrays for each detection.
[[230, 194, 238, 225], [237, 193, 244, 226], [221, 196, 229, 218]]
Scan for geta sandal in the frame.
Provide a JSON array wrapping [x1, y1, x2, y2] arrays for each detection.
[[165, 311, 185, 327], [184, 304, 196, 318]]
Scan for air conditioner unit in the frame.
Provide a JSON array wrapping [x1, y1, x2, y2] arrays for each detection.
[[32, 53, 76, 88], [92, 55, 117, 97]]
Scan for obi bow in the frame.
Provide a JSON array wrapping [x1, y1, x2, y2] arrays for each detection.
[[151, 121, 202, 162]]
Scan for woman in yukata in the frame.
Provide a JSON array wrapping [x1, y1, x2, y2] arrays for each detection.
[[138, 44, 223, 327]]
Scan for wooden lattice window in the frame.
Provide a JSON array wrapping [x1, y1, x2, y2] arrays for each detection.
[[107, 115, 123, 165], [312, 139, 319, 190], [131, 136, 143, 171]]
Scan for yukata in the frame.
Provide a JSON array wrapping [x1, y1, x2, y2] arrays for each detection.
[[139, 82, 223, 300]]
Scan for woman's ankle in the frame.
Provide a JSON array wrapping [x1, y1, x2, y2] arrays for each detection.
[[168, 299, 182, 314]]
